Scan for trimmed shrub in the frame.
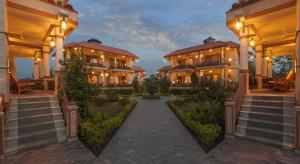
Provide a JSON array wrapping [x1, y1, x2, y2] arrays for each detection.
[[167, 101, 222, 152]]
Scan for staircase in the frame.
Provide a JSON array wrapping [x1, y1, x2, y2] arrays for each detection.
[[235, 95, 295, 150], [4, 96, 66, 154]]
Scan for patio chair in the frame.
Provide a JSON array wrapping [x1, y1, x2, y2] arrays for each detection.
[[273, 70, 295, 92], [10, 73, 32, 94]]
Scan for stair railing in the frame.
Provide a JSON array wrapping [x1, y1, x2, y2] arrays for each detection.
[[224, 73, 247, 137], [56, 71, 78, 141], [0, 95, 5, 155]]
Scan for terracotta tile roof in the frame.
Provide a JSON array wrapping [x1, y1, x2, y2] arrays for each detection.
[[164, 41, 239, 58], [64, 41, 139, 59], [133, 66, 146, 72], [157, 65, 172, 72]]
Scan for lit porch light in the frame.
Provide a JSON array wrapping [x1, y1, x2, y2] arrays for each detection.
[[200, 73, 203, 76], [228, 69, 232, 72], [200, 54, 204, 58], [195, 55, 198, 59], [235, 20, 243, 30], [209, 70, 212, 73], [52, 57, 55, 60], [226, 47, 230, 50], [266, 57, 270, 61], [91, 49, 94, 53], [209, 49, 212, 52], [178, 55, 181, 58], [50, 38, 55, 47], [249, 38, 255, 47], [136, 59, 139, 62], [61, 17, 67, 30], [36, 58, 41, 62], [105, 73, 109, 77], [228, 58, 232, 62], [122, 56, 125, 58]]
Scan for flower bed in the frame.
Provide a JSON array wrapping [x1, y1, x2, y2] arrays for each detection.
[[79, 100, 137, 156], [167, 100, 222, 152]]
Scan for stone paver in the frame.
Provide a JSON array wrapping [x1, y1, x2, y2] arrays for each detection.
[[1, 97, 300, 164]]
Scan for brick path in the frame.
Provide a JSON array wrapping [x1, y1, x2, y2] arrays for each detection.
[[1, 97, 300, 164]]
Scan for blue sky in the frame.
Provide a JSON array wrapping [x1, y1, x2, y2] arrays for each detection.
[[17, 0, 238, 78]]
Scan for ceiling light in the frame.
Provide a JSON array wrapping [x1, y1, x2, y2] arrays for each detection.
[[61, 18, 67, 30], [50, 38, 55, 47]]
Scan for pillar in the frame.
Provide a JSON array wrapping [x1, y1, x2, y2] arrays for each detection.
[[295, 0, 300, 152], [43, 46, 50, 78], [221, 47, 225, 63], [39, 58, 44, 79], [267, 59, 273, 78], [54, 26, 64, 95], [0, 0, 9, 102], [255, 44, 263, 91], [221, 69, 225, 84], [33, 60, 39, 80], [239, 26, 249, 93], [114, 57, 117, 68], [262, 56, 268, 77]]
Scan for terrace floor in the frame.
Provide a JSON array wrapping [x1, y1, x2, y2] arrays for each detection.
[[1, 97, 299, 164]]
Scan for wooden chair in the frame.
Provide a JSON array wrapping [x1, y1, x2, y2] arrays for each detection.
[[10, 74, 32, 94], [273, 71, 295, 92]]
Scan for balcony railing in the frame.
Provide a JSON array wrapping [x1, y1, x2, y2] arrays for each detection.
[[41, 0, 75, 11], [109, 66, 132, 70], [86, 63, 106, 68], [172, 64, 194, 70], [171, 83, 192, 87], [196, 61, 230, 68]]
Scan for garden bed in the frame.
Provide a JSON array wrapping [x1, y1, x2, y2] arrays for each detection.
[[167, 100, 224, 153], [79, 98, 137, 156], [142, 95, 161, 100]]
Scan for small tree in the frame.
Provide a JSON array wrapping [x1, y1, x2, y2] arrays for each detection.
[[132, 75, 140, 93], [144, 75, 159, 95], [62, 50, 91, 119], [191, 72, 199, 92], [159, 75, 170, 94]]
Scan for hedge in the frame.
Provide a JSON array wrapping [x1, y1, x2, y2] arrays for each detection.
[[79, 100, 137, 156], [167, 100, 221, 152]]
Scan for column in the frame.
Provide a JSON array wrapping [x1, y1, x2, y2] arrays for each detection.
[[0, 0, 9, 103], [33, 60, 39, 80], [221, 47, 225, 63], [43, 46, 50, 78], [239, 26, 249, 93], [114, 57, 117, 68], [221, 69, 225, 84], [262, 56, 268, 77], [267, 59, 273, 78], [54, 26, 64, 95], [255, 44, 263, 91], [295, 0, 300, 151], [8, 55, 16, 77], [39, 57, 44, 79]]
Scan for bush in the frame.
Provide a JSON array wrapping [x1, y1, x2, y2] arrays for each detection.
[[143, 75, 159, 95], [79, 100, 137, 156], [158, 76, 170, 94], [191, 100, 224, 127], [170, 89, 192, 95], [167, 101, 222, 152]]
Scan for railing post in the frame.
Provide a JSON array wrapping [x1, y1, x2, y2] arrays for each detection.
[[66, 101, 78, 141], [225, 98, 236, 138], [295, 106, 300, 153]]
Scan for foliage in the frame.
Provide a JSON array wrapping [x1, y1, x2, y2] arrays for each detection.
[[158, 75, 171, 94], [273, 56, 293, 77], [191, 100, 224, 127], [191, 72, 199, 91], [62, 50, 93, 119], [170, 89, 192, 95], [79, 100, 137, 156], [103, 89, 133, 96], [168, 101, 222, 152], [196, 76, 226, 102], [132, 76, 141, 93], [143, 75, 159, 95]]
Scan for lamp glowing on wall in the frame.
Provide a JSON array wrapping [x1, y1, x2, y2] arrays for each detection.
[[61, 18, 67, 30], [266, 57, 270, 61], [228, 58, 232, 62], [235, 20, 243, 30], [249, 38, 255, 47], [50, 38, 55, 47]]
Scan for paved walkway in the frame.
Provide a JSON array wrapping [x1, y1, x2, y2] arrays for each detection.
[[1, 97, 300, 164]]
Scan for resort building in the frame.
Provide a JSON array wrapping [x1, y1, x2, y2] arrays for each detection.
[[133, 66, 146, 85], [163, 37, 240, 88], [225, 0, 300, 151], [0, 0, 78, 155], [64, 39, 142, 88]]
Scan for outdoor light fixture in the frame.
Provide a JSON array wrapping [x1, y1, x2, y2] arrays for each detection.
[[266, 57, 270, 61], [200, 54, 203, 58], [50, 38, 55, 47], [37, 58, 41, 62], [101, 55, 104, 58], [226, 47, 230, 50], [61, 17, 67, 30], [229, 58, 232, 62], [136, 59, 139, 62], [229, 69, 232, 72], [209, 70, 212, 73], [52, 57, 55, 60], [91, 49, 94, 53], [200, 73, 203, 76], [178, 55, 181, 58], [235, 19, 243, 30], [105, 73, 109, 77], [209, 49, 212, 52], [249, 38, 255, 47]]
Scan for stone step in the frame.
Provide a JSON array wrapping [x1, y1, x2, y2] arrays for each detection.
[[242, 100, 295, 108], [17, 101, 60, 110], [244, 95, 295, 102], [5, 120, 65, 138], [235, 131, 295, 150], [4, 127, 66, 154], [241, 105, 294, 115], [5, 113, 64, 127], [17, 96, 58, 103], [236, 125, 295, 145], [239, 111, 294, 124], [4, 107, 61, 120], [237, 118, 295, 133]]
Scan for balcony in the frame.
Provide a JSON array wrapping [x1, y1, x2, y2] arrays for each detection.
[[41, 0, 76, 12], [196, 61, 230, 69], [109, 65, 133, 70], [172, 64, 194, 70]]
